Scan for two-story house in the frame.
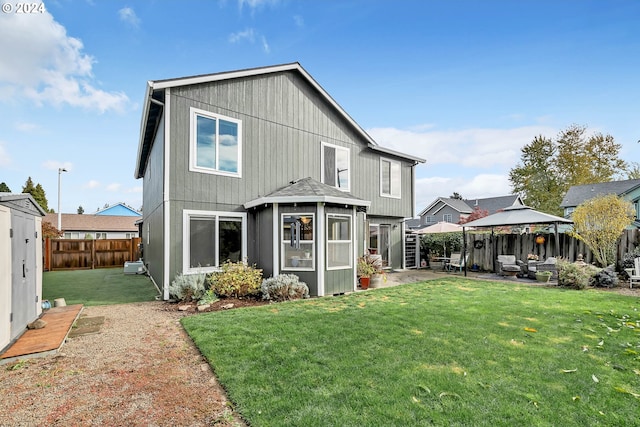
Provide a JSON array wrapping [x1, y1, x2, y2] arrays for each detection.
[[417, 195, 524, 227], [560, 179, 640, 226], [134, 63, 424, 299]]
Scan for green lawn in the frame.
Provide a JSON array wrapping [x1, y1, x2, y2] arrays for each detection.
[[43, 268, 159, 306], [182, 278, 640, 427]]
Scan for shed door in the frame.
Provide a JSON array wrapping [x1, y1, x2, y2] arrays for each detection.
[[10, 211, 37, 341]]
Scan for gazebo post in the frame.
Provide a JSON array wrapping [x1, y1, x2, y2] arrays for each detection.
[[463, 226, 467, 276]]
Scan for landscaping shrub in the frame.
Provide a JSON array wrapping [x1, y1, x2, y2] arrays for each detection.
[[261, 274, 309, 302], [618, 247, 640, 279], [208, 260, 263, 298], [556, 259, 599, 290], [169, 272, 207, 301], [589, 266, 618, 288]]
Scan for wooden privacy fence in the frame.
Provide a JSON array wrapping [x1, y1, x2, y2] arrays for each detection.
[[44, 237, 141, 271], [462, 229, 640, 272]]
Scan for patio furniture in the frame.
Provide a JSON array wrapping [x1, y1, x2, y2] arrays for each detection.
[[536, 257, 558, 280], [447, 253, 468, 273], [526, 261, 540, 279], [501, 265, 521, 277], [629, 257, 640, 289], [496, 255, 522, 276]]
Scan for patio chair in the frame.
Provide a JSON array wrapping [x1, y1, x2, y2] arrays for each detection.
[[629, 257, 640, 289], [536, 257, 558, 280], [448, 253, 468, 273], [496, 255, 522, 276]]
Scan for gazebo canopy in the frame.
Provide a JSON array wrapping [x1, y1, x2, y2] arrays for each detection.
[[462, 205, 572, 228]]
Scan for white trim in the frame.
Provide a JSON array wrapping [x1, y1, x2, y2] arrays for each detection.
[[317, 204, 325, 297], [325, 212, 353, 271], [321, 141, 351, 192], [352, 207, 358, 291], [163, 89, 171, 300], [245, 195, 369, 209], [182, 209, 248, 274], [189, 107, 242, 178], [272, 203, 279, 277], [280, 212, 315, 272], [380, 157, 402, 199]]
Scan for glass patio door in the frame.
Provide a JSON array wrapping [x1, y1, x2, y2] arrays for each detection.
[[369, 224, 390, 268]]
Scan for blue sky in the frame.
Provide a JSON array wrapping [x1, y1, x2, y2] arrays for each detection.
[[1, 0, 639, 216]]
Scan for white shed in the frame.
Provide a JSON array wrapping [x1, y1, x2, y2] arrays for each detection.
[[0, 193, 46, 353]]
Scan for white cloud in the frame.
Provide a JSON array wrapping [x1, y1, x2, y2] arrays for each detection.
[[126, 186, 143, 193], [229, 28, 255, 43], [237, 0, 279, 12], [42, 160, 73, 171], [375, 124, 558, 214], [261, 36, 270, 53], [293, 15, 304, 27], [84, 180, 101, 189], [106, 183, 121, 192], [0, 12, 129, 113], [368, 124, 556, 170], [118, 7, 140, 28], [15, 122, 40, 132]]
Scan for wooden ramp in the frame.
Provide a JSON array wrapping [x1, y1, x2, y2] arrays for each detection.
[[0, 304, 83, 364]]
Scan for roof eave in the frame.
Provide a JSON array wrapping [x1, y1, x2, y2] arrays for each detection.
[[244, 195, 371, 210], [367, 143, 426, 164]]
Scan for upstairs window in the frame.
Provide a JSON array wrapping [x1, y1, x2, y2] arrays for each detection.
[[322, 142, 350, 191], [380, 158, 401, 198], [443, 214, 452, 223], [190, 107, 242, 177]]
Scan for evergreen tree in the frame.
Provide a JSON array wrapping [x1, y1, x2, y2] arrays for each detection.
[[0, 182, 11, 192], [77, 205, 84, 214], [21, 177, 50, 212]]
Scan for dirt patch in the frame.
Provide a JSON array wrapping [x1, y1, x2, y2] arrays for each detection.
[[0, 302, 245, 426], [68, 315, 105, 338]]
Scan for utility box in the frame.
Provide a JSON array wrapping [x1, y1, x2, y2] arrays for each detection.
[[124, 260, 145, 275]]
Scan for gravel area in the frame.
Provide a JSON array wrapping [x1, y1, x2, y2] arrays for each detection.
[[0, 302, 245, 426]]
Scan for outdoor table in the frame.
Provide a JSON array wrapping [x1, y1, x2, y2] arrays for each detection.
[[433, 257, 451, 271]]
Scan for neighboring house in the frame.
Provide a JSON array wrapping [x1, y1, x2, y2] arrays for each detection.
[[44, 213, 139, 239], [0, 193, 45, 353], [560, 179, 640, 226], [95, 203, 141, 217], [134, 62, 425, 299], [417, 195, 524, 227]]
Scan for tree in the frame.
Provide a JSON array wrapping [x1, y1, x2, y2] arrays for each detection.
[[459, 206, 489, 224], [42, 221, 63, 239], [0, 182, 11, 192], [77, 205, 84, 214], [21, 177, 50, 212], [450, 192, 463, 200], [568, 194, 635, 267], [509, 125, 627, 216]]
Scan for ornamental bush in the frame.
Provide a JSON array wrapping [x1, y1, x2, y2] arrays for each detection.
[[618, 247, 640, 279], [557, 259, 599, 290], [169, 272, 208, 302], [589, 266, 618, 288], [261, 274, 309, 302], [208, 260, 263, 298]]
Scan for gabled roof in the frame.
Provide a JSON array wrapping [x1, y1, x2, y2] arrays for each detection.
[[0, 193, 46, 216], [418, 195, 523, 217], [560, 179, 640, 208], [464, 195, 524, 215], [244, 177, 370, 209], [418, 197, 472, 217], [95, 203, 141, 216], [43, 214, 138, 232], [135, 62, 425, 179]]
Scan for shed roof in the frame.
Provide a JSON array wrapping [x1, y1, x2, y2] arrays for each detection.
[[43, 213, 139, 232], [244, 177, 370, 209], [0, 193, 46, 216]]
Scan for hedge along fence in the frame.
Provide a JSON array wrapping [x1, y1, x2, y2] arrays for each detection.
[[463, 229, 640, 272]]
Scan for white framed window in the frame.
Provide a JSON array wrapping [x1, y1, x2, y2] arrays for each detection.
[[443, 214, 452, 223], [327, 214, 352, 270], [426, 215, 435, 224], [95, 232, 107, 239], [321, 142, 350, 191], [380, 158, 401, 198], [183, 210, 247, 274], [281, 213, 315, 271], [190, 107, 242, 177]]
